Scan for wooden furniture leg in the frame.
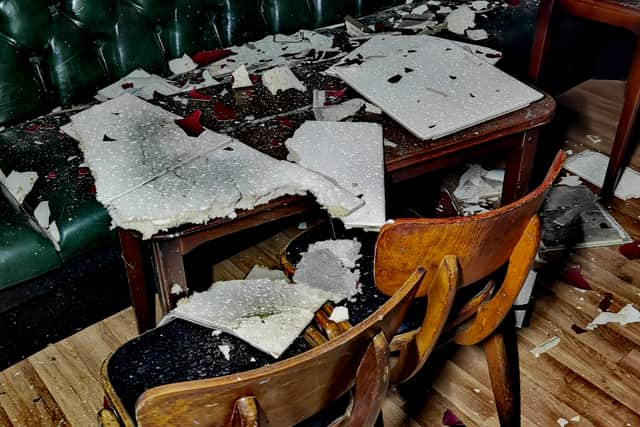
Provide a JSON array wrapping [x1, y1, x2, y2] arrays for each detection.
[[118, 229, 155, 334], [601, 37, 640, 200], [150, 239, 188, 315], [502, 128, 540, 205], [230, 397, 259, 427], [528, 0, 558, 82], [483, 321, 521, 427]]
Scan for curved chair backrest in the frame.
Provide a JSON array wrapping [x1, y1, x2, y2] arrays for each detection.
[[375, 151, 566, 298], [133, 267, 426, 426]]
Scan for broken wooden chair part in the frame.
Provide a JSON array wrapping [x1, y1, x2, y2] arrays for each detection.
[[375, 150, 565, 427]]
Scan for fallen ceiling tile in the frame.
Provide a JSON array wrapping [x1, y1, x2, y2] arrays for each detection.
[[96, 69, 184, 101], [586, 304, 640, 330], [168, 54, 198, 75], [261, 66, 306, 95], [160, 278, 331, 358], [286, 121, 385, 229], [446, 6, 475, 34], [1, 170, 38, 204], [232, 65, 253, 89], [293, 248, 360, 302], [307, 239, 362, 269], [330, 35, 541, 140]]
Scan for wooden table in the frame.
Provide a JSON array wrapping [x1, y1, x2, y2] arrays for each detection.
[[119, 85, 555, 333]]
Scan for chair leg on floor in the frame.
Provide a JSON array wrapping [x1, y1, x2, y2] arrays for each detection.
[[375, 412, 384, 427], [483, 322, 521, 427], [601, 37, 640, 200], [528, 0, 557, 82]]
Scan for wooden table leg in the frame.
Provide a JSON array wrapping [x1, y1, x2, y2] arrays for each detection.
[[528, 0, 558, 82], [118, 229, 155, 334], [483, 319, 521, 427], [601, 37, 640, 200], [151, 239, 188, 316], [502, 128, 541, 205]]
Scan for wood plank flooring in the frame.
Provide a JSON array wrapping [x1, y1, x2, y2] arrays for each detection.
[[1, 80, 639, 426]]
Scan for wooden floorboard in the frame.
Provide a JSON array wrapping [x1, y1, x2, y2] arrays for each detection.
[[1, 80, 639, 426]]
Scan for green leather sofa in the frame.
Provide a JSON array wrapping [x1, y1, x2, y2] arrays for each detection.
[[0, 0, 406, 293]]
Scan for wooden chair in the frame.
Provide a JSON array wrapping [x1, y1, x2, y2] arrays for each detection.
[[373, 151, 565, 426], [101, 265, 428, 427], [529, 0, 640, 200]]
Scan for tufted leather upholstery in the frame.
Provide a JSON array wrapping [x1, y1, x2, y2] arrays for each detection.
[[0, 0, 403, 127]]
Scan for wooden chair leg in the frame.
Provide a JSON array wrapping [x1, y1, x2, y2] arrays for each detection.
[[528, 0, 558, 82], [345, 332, 390, 427], [230, 396, 259, 427], [483, 321, 521, 427], [601, 37, 640, 200]]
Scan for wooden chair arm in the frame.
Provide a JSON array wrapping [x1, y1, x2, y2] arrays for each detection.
[[454, 215, 540, 346], [391, 256, 460, 384]]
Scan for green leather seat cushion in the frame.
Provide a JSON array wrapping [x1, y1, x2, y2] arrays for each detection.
[[0, 196, 61, 291], [0, 114, 114, 263]]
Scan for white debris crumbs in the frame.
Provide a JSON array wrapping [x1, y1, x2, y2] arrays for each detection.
[[558, 418, 569, 427], [231, 65, 253, 89], [169, 54, 198, 75], [411, 5, 430, 14], [329, 306, 349, 323], [211, 329, 222, 336], [2, 170, 38, 204], [586, 134, 602, 144], [571, 416, 581, 422], [558, 175, 582, 187], [307, 239, 362, 269], [262, 66, 306, 95], [446, 6, 475, 35], [218, 344, 231, 361], [530, 336, 561, 358], [170, 283, 186, 295], [454, 164, 502, 205], [586, 304, 640, 330], [161, 279, 331, 358], [471, 0, 489, 10], [34, 201, 51, 229], [245, 265, 289, 282]]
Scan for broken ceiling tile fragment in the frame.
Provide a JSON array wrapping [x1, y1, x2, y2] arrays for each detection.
[[34, 201, 51, 229], [451, 40, 502, 65], [207, 31, 336, 78], [293, 248, 360, 302], [160, 279, 331, 358], [96, 69, 183, 101], [261, 66, 306, 96], [558, 175, 582, 186], [286, 122, 385, 229], [175, 109, 205, 137], [330, 36, 542, 140], [529, 336, 560, 358], [453, 164, 502, 205], [329, 306, 349, 323], [1, 170, 38, 204], [63, 94, 230, 204], [312, 99, 366, 121], [232, 65, 253, 89], [446, 5, 475, 34], [218, 344, 232, 361], [307, 239, 362, 269], [471, 0, 490, 10], [564, 150, 640, 200], [586, 304, 640, 330], [192, 49, 234, 66], [168, 54, 198, 75], [466, 29, 488, 41]]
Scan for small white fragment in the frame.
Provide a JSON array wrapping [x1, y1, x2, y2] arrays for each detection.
[[570, 415, 581, 422], [168, 54, 198, 75], [446, 6, 475, 35], [485, 169, 505, 182], [473, 388, 481, 393], [67, 155, 78, 162], [566, 149, 573, 155], [383, 139, 398, 148], [313, 99, 365, 121], [558, 175, 582, 186], [557, 418, 569, 427], [48, 221, 60, 243], [471, 0, 489, 10], [530, 336, 561, 358], [297, 221, 308, 230], [232, 65, 253, 89], [250, 357, 256, 362], [466, 29, 488, 41], [218, 344, 231, 361], [586, 304, 640, 330], [170, 283, 185, 295], [586, 135, 602, 144], [364, 102, 382, 114], [262, 66, 306, 95], [4, 171, 38, 204], [329, 306, 349, 323], [427, 0, 441, 5], [34, 201, 51, 229], [411, 5, 429, 14], [211, 329, 222, 336], [437, 6, 452, 14]]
